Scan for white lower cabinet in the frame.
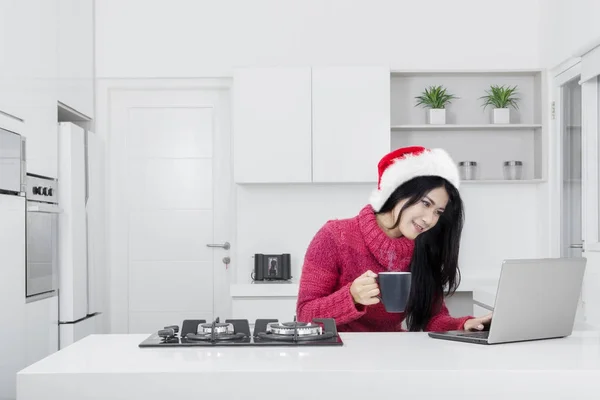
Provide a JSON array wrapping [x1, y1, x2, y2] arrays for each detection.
[[0, 194, 26, 400], [25, 295, 59, 366]]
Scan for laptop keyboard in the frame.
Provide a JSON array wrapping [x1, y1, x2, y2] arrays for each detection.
[[457, 331, 489, 339]]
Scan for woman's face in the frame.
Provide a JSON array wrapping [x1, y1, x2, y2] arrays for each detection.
[[393, 186, 449, 240]]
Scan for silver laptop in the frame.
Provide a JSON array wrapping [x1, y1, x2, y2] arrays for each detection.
[[428, 257, 587, 345]]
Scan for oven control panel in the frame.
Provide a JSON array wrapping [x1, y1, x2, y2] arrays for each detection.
[[26, 174, 58, 204]]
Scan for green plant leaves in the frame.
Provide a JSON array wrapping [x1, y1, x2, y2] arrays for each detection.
[[414, 85, 458, 109], [413, 84, 521, 111], [479, 85, 520, 110]]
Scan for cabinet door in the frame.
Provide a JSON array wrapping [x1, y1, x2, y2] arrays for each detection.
[[312, 67, 390, 183], [2, 0, 59, 178], [25, 295, 59, 365], [57, 122, 88, 322], [0, 0, 25, 120], [0, 195, 26, 399], [57, 0, 94, 118], [86, 131, 105, 315], [233, 67, 312, 183]]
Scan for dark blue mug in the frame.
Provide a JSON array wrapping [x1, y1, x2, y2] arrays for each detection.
[[376, 272, 412, 313]]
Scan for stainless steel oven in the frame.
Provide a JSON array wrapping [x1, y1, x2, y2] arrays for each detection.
[[26, 174, 61, 300]]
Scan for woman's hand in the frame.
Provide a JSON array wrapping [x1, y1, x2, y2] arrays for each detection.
[[463, 313, 493, 331], [350, 270, 380, 306]]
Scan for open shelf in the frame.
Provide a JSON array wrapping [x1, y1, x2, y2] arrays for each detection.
[[390, 70, 546, 181], [391, 124, 542, 131]]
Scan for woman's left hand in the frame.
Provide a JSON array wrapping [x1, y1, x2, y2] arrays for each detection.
[[463, 313, 493, 331]]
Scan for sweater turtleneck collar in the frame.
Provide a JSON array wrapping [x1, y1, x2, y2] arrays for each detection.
[[357, 205, 415, 272]]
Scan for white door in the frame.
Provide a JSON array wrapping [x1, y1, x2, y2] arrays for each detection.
[[579, 63, 600, 327], [553, 63, 586, 322], [558, 76, 584, 258], [108, 87, 232, 333]]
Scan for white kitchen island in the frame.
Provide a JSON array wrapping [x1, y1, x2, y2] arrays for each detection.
[[17, 329, 600, 400]]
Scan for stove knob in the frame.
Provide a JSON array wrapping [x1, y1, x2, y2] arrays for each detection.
[[32, 187, 39, 195], [42, 187, 48, 196], [48, 188, 53, 196], [158, 328, 175, 338]]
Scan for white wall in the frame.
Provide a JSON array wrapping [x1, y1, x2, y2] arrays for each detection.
[[235, 184, 373, 283], [95, 1, 548, 321], [541, 0, 600, 67], [234, 183, 547, 283], [95, 0, 543, 78]]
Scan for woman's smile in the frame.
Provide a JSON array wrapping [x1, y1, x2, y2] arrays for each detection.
[[412, 221, 424, 233]]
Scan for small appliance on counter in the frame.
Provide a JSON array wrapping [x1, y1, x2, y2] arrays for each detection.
[[252, 253, 292, 281]]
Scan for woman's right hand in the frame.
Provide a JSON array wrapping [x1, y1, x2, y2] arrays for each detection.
[[350, 270, 380, 305]]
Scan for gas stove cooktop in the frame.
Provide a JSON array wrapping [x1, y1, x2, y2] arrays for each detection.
[[138, 317, 343, 348]]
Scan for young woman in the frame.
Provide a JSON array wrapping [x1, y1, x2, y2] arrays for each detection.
[[296, 146, 492, 332]]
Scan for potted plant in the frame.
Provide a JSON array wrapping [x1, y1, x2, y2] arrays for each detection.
[[480, 84, 519, 124], [414, 85, 458, 125]]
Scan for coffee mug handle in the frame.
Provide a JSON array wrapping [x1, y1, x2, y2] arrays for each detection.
[[374, 275, 381, 301]]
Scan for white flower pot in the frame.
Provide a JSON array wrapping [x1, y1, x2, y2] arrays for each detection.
[[493, 108, 510, 124], [428, 109, 446, 125]]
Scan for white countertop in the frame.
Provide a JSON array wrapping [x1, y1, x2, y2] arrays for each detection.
[[17, 329, 600, 399]]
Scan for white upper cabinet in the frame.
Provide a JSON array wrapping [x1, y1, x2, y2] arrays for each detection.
[[5, 0, 59, 178], [57, 0, 94, 118], [0, 0, 93, 179], [233, 66, 391, 184], [233, 67, 312, 183], [0, 0, 26, 120], [312, 67, 390, 182]]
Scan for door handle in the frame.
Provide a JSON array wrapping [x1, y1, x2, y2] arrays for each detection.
[[206, 241, 230, 250], [569, 243, 583, 249]]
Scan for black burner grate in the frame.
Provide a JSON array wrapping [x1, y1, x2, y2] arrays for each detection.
[[139, 316, 343, 348]]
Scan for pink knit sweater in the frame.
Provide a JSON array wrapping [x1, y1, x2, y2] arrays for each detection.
[[296, 205, 472, 332]]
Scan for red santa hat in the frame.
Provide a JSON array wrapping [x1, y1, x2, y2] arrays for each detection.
[[369, 146, 460, 212]]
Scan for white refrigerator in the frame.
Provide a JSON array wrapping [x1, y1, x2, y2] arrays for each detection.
[[57, 122, 105, 348]]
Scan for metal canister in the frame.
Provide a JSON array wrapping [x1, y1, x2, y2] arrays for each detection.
[[503, 161, 523, 180], [458, 161, 477, 180]]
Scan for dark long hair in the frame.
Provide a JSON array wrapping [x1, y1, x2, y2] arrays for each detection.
[[376, 176, 464, 331]]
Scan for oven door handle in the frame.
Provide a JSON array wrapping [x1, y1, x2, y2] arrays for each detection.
[[27, 204, 63, 214]]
